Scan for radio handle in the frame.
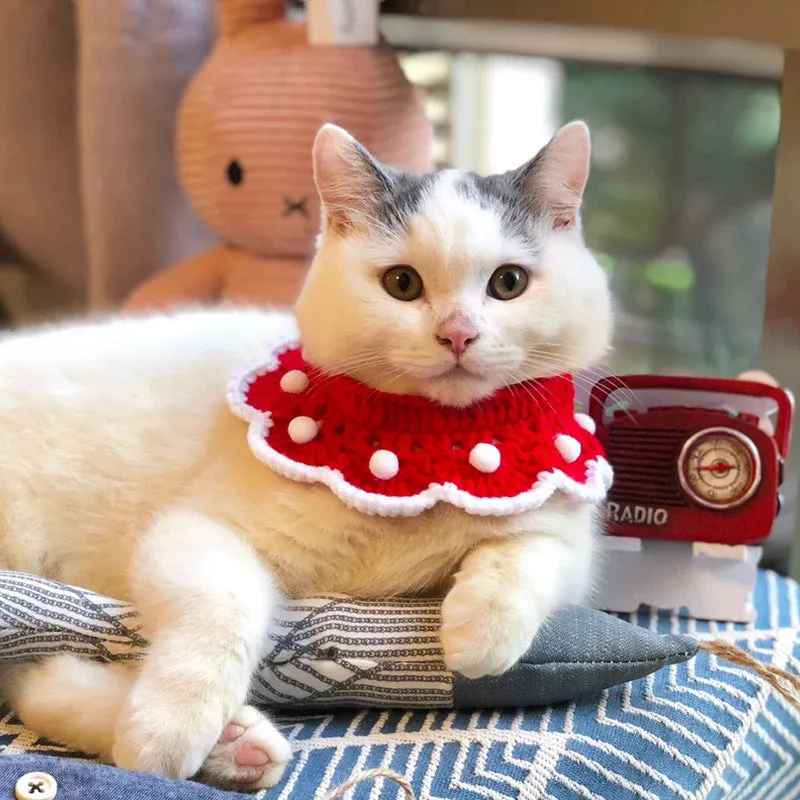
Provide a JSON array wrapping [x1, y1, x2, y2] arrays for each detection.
[[588, 374, 794, 459]]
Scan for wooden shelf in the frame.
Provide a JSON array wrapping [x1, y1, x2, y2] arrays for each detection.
[[382, 0, 800, 50]]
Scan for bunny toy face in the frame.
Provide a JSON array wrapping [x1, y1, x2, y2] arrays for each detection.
[[177, 0, 432, 260]]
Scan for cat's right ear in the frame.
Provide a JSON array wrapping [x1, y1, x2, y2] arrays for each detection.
[[313, 124, 389, 235], [515, 121, 591, 231]]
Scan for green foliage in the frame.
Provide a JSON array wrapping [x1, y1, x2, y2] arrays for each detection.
[[643, 256, 695, 293], [562, 64, 778, 375]]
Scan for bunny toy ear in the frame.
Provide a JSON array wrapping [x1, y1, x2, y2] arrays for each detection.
[[218, 0, 286, 36]]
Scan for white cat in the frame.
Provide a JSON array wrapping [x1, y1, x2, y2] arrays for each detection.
[[0, 121, 611, 789]]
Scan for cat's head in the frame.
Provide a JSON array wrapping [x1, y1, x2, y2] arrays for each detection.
[[295, 123, 611, 408]]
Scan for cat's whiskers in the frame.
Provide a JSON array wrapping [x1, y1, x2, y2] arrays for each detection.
[[362, 365, 411, 408], [310, 352, 391, 377], [523, 380, 561, 420], [519, 359, 594, 397], [303, 353, 395, 401], [525, 354, 638, 409], [516, 353, 639, 423]]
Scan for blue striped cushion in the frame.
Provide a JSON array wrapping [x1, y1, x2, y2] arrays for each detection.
[[1, 571, 798, 798]]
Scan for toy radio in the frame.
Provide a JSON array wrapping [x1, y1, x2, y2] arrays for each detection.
[[588, 375, 795, 546]]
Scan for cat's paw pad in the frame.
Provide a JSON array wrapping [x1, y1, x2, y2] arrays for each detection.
[[198, 705, 292, 790], [440, 580, 539, 680]]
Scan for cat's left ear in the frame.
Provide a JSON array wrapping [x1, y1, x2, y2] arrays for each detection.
[[516, 121, 591, 231], [313, 124, 389, 235]]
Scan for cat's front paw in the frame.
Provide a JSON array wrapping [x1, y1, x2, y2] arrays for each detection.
[[198, 705, 292, 790], [112, 693, 224, 780], [440, 577, 541, 680]]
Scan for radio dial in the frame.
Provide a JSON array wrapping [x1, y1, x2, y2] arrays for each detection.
[[678, 427, 761, 510]]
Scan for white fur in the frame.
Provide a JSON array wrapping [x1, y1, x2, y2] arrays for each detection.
[[0, 123, 611, 789]]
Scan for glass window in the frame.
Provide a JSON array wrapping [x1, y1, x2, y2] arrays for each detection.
[[400, 50, 794, 573]]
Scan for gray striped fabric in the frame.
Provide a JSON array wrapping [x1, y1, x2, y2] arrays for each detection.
[[256, 596, 451, 708], [0, 571, 146, 662], [0, 572, 452, 708]]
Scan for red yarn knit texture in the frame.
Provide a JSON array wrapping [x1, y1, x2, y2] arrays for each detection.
[[239, 348, 606, 501]]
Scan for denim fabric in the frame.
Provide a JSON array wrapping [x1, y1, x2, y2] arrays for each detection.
[[454, 603, 698, 707], [0, 755, 255, 799]]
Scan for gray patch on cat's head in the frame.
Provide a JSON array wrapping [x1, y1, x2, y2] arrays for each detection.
[[362, 153, 545, 246], [366, 166, 538, 245], [453, 168, 543, 246], [336, 138, 436, 235], [369, 167, 437, 234]]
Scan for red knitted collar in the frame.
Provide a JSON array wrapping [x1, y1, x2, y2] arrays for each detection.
[[227, 331, 612, 518]]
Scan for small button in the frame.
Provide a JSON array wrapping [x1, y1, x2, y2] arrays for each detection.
[[16, 773, 57, 800]]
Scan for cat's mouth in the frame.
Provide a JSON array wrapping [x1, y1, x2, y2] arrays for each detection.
[[426, 363, 484, 382], [414, 362, 498, 407], [384, 360, 495, 406]]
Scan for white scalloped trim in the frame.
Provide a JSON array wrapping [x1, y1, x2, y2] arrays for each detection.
[[227, 326, 612, 518]]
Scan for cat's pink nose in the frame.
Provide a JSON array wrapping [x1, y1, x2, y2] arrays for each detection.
[[435, 314, 479, 356]]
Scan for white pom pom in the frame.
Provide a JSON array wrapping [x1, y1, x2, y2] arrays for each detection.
[[574, 412, 596, 435], [555, 434, 582, 464], [280, 370, 309, 394], [469, 443, 501, 474], [601, 461, 614, 490], [288, 416, 318, 444], [369, 449, 399, 480]]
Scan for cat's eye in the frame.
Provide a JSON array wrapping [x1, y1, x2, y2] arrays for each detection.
[[487, 265, 529, 301], [382, 266, 423, 301]]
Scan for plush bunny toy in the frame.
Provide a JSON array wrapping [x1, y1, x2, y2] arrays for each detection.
[[125, 0, 432, 311]]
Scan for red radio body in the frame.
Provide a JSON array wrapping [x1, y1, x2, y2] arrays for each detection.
[[588, 375, 794, 546]]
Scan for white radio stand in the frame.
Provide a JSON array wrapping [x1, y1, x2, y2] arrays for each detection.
[[593, 536, 762, 623]]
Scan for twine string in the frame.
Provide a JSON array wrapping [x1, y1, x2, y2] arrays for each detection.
[[700, 639, 800, 709], [321, 768, 415, 799]]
